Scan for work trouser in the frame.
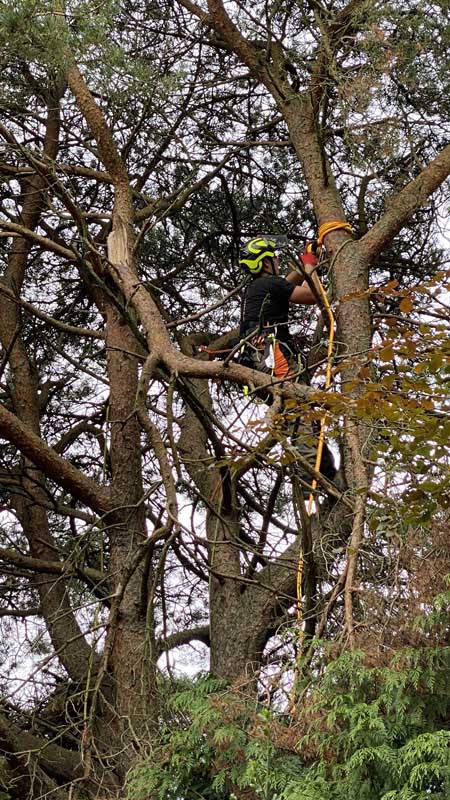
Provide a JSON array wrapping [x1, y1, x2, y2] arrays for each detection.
[[240, 331, 336, 487]]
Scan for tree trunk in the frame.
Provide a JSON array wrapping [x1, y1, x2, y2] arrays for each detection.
[[103, 281, 156, 757]]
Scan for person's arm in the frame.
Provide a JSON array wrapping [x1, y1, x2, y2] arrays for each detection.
[[286, 252, 318, 305]]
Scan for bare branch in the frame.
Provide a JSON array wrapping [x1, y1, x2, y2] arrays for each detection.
[[0, 546, 107, 591], [0, 220, 77, 261], [359, 142, 450, 262], [157, 625, 210, 655], [0, 403, 111, 515]]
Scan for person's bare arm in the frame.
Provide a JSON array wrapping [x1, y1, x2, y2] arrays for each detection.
[[289, 283, 317, 304], [286, 253, 318, 305]]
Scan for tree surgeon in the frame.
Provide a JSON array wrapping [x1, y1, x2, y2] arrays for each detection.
[[238, 235, 336, 486]]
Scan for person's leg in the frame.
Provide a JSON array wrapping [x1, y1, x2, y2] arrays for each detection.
[[289, 417, 336, 491], [272, 342, 336, 487], [244, 336, 336, 489]]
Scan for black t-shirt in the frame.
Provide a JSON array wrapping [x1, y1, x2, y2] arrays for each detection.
[[241, 275, 295, 340]]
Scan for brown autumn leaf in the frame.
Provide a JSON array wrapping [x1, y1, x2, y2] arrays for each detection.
[[399, 296, 414, 313], [380, 345, 395, 362]]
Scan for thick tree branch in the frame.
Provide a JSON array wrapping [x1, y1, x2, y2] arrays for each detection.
[[0, 546, 108, 592], [64, 66, 129, 189], [157, 625, 210, 655], [0, 403, 110, 515], [359, 142, 450, 262], [0, 711, 82, 785], [0, 220, 78, 261], [205, 0, 272, 83]]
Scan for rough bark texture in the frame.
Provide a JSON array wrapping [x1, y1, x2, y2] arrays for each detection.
[[105, 301, 154, 746], [0, 88, 98, 682], [2, 3, 450, 796]]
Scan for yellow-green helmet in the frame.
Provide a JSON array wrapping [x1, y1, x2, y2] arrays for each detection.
[[239, 236, 277, 274]]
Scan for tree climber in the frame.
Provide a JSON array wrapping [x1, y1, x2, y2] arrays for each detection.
[[238, 235, 336, 486]]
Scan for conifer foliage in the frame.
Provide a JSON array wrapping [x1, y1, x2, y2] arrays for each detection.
[[1, 1, 450, 798]]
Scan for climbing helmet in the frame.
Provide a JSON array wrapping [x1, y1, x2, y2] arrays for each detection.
[[239, 236, 277, 274]]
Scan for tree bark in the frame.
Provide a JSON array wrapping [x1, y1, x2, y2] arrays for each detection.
[[0, 86, 98, 683]]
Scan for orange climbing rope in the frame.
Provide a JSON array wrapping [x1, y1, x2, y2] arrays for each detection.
[[317, 219, 353, 249], [306, 271, 335, 515], [296, 220, 353, 659]]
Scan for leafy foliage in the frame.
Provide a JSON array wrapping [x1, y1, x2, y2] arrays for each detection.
[[1, 0, 450, 797], [128, 624, 450, 800]]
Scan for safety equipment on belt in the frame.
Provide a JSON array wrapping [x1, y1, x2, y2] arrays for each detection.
[[304, 239, 321, 257], [238, 326, 303, 378], [239, 234, 291, 274]]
